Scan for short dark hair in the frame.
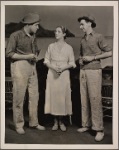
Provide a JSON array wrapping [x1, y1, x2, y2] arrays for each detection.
[[78, 16, 96, 28]]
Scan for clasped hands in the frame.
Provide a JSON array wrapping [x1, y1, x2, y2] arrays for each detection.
[[54, 66, 64, 75], [79, 56, 95, 65], [28, 54, 39, 62]]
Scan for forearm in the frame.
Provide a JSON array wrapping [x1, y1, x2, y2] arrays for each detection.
[[12, 53, 31, 60], [95, 51, 112, 60], [11, 53, 37, 62], [45, 63, 55, 70], [45, 63, 73, 73], [62, 64, 73, 71]]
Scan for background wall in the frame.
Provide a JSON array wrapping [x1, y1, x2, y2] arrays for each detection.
[[5, 4, 113, 125], [5, 5, 113, 37], [5, 5, 113, 67]]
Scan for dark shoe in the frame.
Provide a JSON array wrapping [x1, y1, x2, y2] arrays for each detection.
[[16, 128, 25, 134]]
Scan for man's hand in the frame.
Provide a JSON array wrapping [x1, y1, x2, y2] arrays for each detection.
[[28, 54, 38, 62], [82, 56, 95, 62], [79, 56, 84, 65]]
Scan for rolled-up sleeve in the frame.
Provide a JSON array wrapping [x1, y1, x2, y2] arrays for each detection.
[[68, 47, 76, 68], [44, 45, 51, 64], [98, 34, 112, 52], [6, 33, 17, 58]]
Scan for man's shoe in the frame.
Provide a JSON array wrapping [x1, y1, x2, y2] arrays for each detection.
[[16, 128, 25, 134], [59, 123, 66, 132], [52, 123, 58, 131], [77, 127, 89, 133], [36, 124, 46, 130], [95, 132, 104, 142]]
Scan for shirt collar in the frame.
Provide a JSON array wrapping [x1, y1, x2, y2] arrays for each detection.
[[89, 31, 95, 36], [22, 28, 35, 37], [23, 28, 32, 37], [22, 28, 35, 40], [84, 31, 95, 38]]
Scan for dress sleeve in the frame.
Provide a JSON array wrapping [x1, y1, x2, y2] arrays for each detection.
[[68, 46, 76, 68], [98, 34, 112, 52], [6, 33, 17, 58], [44, 45, 51, 64]]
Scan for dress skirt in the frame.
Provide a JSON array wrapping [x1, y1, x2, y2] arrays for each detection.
[[45, 67, 72, 116], [44, 42, 76, 116]]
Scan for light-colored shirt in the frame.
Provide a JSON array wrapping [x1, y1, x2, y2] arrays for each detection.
[[44, 42, 76, 68]]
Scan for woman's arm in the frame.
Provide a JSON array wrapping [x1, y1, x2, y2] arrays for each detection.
[[45, 63, 56, 71], [59, 64, 73, 72], [45, 63, 61, 75]]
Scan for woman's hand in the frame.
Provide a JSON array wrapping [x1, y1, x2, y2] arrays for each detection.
[[57, 67, 63, 75], [52, 66, 62, 75], [52, 64, 72, 75], [56, 66, 66, 75]]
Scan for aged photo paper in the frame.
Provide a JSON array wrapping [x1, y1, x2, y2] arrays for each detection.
[[0, 1, 118, 149]]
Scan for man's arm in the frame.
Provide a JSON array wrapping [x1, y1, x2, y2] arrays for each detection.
[[11, 53, 37, 61], [96, 34, 112, 59], [6, 32, 38, 62], [6, 33, 17, 58], [83, 51, 112, 62], [83, 34, 112, 62], [94, 51, 112, 60]]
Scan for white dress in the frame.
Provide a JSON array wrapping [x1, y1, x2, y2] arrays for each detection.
[[44, 42, 76, 115]]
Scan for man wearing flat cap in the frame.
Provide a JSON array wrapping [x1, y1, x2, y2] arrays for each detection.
[[77, 15, 112, 141], [6, 13, 45, 134]]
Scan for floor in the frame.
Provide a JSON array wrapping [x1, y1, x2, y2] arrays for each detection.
[[5, 110, 112, 145], [4, 61, 113, 145]]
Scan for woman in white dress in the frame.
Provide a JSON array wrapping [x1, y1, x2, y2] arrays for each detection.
[[44, 26, 76, 131]]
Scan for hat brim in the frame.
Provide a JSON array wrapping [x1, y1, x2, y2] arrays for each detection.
[[21, 20, 40, 24], [78, 16, 96, 28]]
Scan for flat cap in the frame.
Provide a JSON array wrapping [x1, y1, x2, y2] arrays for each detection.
[[78, 15, 96, 28], [21, 13, 40, 24]]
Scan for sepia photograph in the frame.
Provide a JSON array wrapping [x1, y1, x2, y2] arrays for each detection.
[[0, 1, 118, 149]]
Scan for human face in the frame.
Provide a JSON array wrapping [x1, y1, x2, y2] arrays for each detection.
[[30, 22, 39, 34], [55, 27, 66, 40], [79, 19, 91, 33]]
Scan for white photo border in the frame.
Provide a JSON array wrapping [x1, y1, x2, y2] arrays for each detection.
[[1, 1, 118, 149]]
